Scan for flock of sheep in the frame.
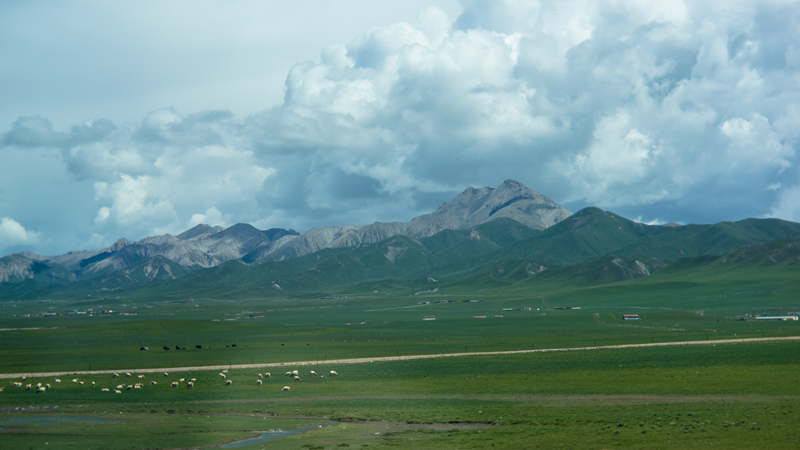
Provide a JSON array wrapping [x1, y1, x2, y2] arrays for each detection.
[[1, 369, 339, 395]]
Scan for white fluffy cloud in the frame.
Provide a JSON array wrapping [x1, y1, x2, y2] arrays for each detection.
[[1, 0, 799, 255], [0, 217, 40, 252]]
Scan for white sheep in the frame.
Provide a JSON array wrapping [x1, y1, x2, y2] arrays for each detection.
[[25, 384, 32, 390], [138, 375, 145, 379], [264, 372, 271, 378], [284, 371, 292, 377], [258, 373, 263, 378], [293, 376, 302, 382], [113, 373, 120, 378], [79, 381, 85, 385], [329, 370, 338, 376], [164, 372, 169, 377], [256, 379, 262, 385], [37, 386, 46, 393], [151, 381, 157, 385], [179, 378, 186, 382], [91, 382, 95, 386], [114, 390, 122, 394], [219, 373, 226, 379], [225, 380, 232, 386], [171, 382, 179, 387], [291, 370, 299, 376], [101, 388, 109, 392], [282, 386, 290, 391], [54, 378, 61, 383], [187, 382, 194, 388], [72, 378, 78, 383], [116, 384, 124, 389]]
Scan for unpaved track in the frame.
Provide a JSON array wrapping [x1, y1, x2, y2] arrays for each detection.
[[2, 336, 798, 379]]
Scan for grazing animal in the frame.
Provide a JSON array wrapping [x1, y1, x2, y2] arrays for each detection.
[[54, 379, 61, 383], [151, 381, 157, 385], [37, 387, 46, 393], [309, 371, 317, 376], [72, 378, 78, 383], [163, 347, 170, 350], [175, 346, 181, 350], [293, 376, 302, 382], [291, 370, 299, 376], [114, 390, 121, 394], [223, 369, 228, 373], [329, 370, 338, 376], [37, 383, 41, 388], [0, 387, 3, 392], [164, 372, 169, 377], [113, 373, 119, 378], [171, 382, 178, 387], [26, 384, 32, 390], [258, 373, 263, 378], [101, 388, 109, 392], [282, 386, 290, 391], [138, 375, 145, 379], [133, 385, 141, 389], [264, 373, 271, 378], [91, 382, 95, 386], [225, 380, 232, 386], [231, 344, 237, 347], [46, 384, 51, 388], [126, 385, 133, 390], [140, 347, 146, 351], [284, 371, 292, 377], [190, 378, 196, 382], [125, 373, 132, 377], [12, 382, 21, 387], [219, 373, 226, 379], [21, 376, 27, 381], [320, 375, 326, 379], [187, 382, 194, 388], [256, 379, 262, 385], [179, 378, 186, 382], [195, 345, 202, 349], [79, 381, 84, 385], [116, 384, 124, 389]]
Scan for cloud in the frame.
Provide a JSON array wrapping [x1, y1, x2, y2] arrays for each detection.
[[0, 217, 40, 252], [2, 0, 800, 256]]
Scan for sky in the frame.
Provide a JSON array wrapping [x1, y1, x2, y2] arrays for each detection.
[[1, 0, 799, 257]]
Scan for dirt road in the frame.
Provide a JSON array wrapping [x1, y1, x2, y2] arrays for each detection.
[[2, 335, 798, 379]]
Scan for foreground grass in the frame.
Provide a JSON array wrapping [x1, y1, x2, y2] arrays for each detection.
[[1, 341, 798, 449]]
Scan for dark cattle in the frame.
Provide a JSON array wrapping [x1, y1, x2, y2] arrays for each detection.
[[175, 346, 180, 350], [163, 347, 170, 350], [195, 345, 202, 349], [140, 347, 146, 350], [232, 344, 237, 347]]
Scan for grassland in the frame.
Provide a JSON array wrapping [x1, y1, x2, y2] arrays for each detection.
[[1, 250, 799, 449]]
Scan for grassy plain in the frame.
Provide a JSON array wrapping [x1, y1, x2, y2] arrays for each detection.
[[1, 259, 799, 449]]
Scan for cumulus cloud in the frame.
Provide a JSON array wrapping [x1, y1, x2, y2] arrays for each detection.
[[0, 217, 40, 252], [2, 0, 800, 256]]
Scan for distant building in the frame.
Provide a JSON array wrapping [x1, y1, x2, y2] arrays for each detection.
[[789, 312, 799, 317], [523, 307, 532, 311], [756, 316, 798, 321], [623, 314, 640, 320], [423, 316, 436, 321]]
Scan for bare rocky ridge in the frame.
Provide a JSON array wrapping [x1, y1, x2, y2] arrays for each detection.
[[0, 180, 569, 282]]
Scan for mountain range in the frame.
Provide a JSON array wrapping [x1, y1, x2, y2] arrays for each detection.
[[1, 179, 799, 299]]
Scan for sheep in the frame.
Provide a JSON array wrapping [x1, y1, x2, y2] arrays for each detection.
[[282, 386, 291, 391], [264, 372, 271, 378], [91, 382, 96, 386], [36, 383, 42, 388], [151, 381, 157, 385], [26, 384, 32, 390], [190, 378, 196, 382], [293, 376, 302, 382], [133, 385, 141, 389], [79, 381, 85, 385], [72, 378, 78, 383], [126, 385, 133, 390], [125, 373, 132, 377], [101, 388, 109, 392], [223, 369, 228, 373], [291, 370, 299, 376], [138, 375, 145, 379], [171, 382, 178, 387], [0, 387, 3, 392], [256, 379, 262, 385], [329, 370, 338, 376], [37, 386, 46, 393], [164, 372, 169, 377], [309, 371, 317, 376], [187, 382, 194, 388], [219, 373, 226, 379], [46, 383, 51, 389], [258, 373, 263, 378], [179, 378, 186, 382], [12, 382, 21, 387], [54, 378, 61, 383], [225, 380, 232, 386], [113, 373, 120, 378], [114, 390, 122, 394], [284, 371, 292, 377]]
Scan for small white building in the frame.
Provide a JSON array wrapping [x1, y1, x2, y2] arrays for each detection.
[[423, 315, 436, 321]]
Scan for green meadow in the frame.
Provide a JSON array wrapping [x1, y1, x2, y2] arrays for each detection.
[[1, 247, 799, 449]]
